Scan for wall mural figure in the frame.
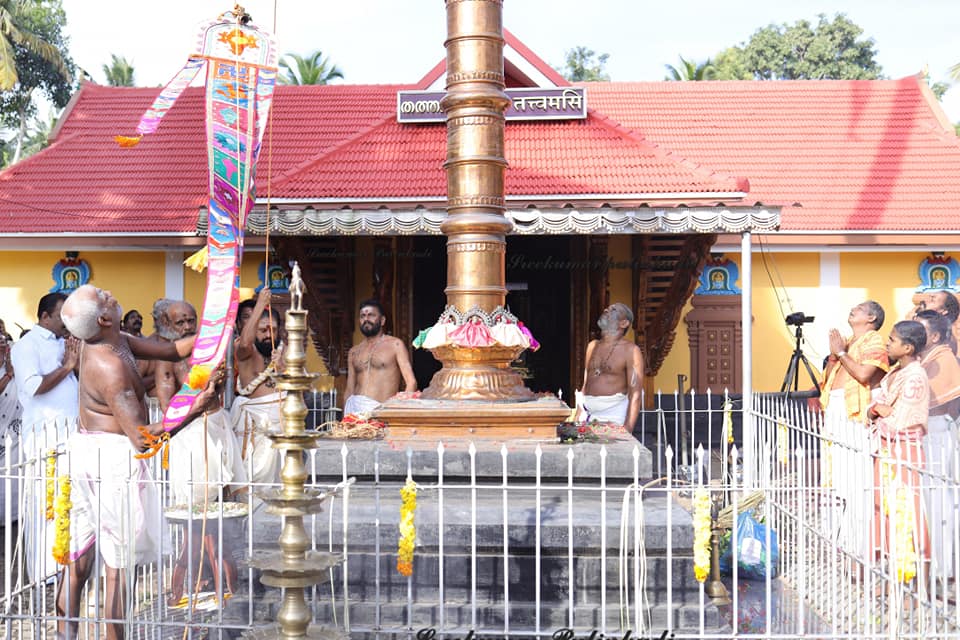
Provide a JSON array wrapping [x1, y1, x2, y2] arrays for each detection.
[[916, 254, 960, 292], [694, 256, 741, 296], [50, 256, 91, 294]]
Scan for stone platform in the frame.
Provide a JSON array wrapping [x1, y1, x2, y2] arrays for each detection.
[[309, 435, 653, 483], [222, 436, 726, 638]]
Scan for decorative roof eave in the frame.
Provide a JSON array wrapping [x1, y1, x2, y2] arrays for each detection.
[[230, 206, 781, 236]]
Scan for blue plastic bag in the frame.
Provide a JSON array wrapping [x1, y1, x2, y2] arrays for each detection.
[[719, 510, 779, 579]]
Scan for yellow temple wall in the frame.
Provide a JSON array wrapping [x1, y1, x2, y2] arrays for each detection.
[[0, 249, 329, 381], [652, 250, 929, 393], [0, 251, 165, 335]]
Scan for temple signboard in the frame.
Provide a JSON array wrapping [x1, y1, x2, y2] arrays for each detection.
[[397, 87, 586, 123]]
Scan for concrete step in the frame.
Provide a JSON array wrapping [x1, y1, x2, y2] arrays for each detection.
[[297, 554, 701, 603], [250, 492, 693, 556], [222, 594, 727, 636], [309, 438, 654, 484]]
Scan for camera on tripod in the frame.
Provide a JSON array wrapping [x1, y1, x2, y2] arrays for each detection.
[[780, 311, 820, 395], [785, 311, 815, 326]]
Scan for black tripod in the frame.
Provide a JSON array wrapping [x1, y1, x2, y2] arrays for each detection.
[[780, 323, 821, 395]]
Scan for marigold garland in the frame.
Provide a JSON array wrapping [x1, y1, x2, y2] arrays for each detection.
[[692, 487, 712, 582], [133, 427, 172, 469], [396, 478, 417, 577], [44, 449, 56, 520], [51, 476, 72, 565], [722, 401, 734, 444], [186, 364, 212, 390], [879, 450, 917, 583]]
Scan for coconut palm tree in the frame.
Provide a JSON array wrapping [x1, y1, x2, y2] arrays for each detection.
[[102, 54, 135, 87], [664, 56, 716, 81], [0, 0, 71, 90], [278, 51, 343, 85]]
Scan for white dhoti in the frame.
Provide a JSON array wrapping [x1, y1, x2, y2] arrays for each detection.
[[923, 414, 959, 580], [229, 393, 283, 490], [343, 394, 380, 417], [168, 409, 247, 506], [823, 388, 875, 561], [577, 392, 628, 425], [66, 430, 160, 569]]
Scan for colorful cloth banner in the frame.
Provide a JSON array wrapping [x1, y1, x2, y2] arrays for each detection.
[[120, 8, 277, 432]]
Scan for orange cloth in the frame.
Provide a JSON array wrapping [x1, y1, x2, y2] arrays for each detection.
[[919, 343, 960, 409], [819, 329, 889, 422]]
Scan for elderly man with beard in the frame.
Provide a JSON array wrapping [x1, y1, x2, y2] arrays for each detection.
[[576, 302, 645, 432], [344, 298, 416, 416], [155, 300, 246, 605], [58, 285, 218, 640], [230, 287, 285, 493], [136, 298, 174, 417]]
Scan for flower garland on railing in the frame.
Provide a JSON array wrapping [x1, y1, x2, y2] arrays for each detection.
[[892, 483, 917, 583], [692, 487, 711, 582], [44, 449, 56, 520], [51, 476, 72, 565], [396, 478, 417, 577], [879, 449, 917, 583]]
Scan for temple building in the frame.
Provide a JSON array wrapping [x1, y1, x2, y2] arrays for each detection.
[[2, 29, 959, 398]]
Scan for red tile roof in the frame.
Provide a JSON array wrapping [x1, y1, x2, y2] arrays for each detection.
[[270, 111, 747, 199], [1, 71, 957, 234], [0, 83, 410, 233], [584, 77, 960, 231]]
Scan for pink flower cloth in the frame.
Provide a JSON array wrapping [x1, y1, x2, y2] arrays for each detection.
[[448, 320, 497, 347]]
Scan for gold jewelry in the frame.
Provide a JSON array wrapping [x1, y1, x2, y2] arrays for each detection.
[[93, 340, 137, 370]]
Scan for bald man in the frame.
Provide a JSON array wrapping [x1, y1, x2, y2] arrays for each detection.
[[577, 302, 645, 432], [59, 285, 217, 640]]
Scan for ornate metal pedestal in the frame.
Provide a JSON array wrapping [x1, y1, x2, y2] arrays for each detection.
[[245, 264, 348, 640]]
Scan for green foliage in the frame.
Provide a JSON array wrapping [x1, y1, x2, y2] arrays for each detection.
[[102, 53, 135, 87], [0, 110, 54, 167], [720, 13, 882, 80], [0, 0, 74, 165], [664, 56, 716, 81], [929, 81, 949, 101], [0, 0, 72, 91], [556, 46, 610, 82], [711, 47, 753, 80], [278, 50, 343, 85]]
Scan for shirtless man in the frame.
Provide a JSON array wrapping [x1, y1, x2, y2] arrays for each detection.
[[577, 303, 645, 433], [344, 299, 416, 416], [136, 298, 173, 410], [230, 287, 285, 491], [155, 300, 245, 605], [58, 285, 216, 640]]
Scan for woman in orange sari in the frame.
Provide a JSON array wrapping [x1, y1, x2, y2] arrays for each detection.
[[868, 320, 930, 583]]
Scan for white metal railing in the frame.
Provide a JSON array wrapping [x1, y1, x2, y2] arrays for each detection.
[[2, 389, 958, 639], [745, 393, 960, 639]]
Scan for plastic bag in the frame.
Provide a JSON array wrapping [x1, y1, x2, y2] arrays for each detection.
[[719, 510, 779, 579]]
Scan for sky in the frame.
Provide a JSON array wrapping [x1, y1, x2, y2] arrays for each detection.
[[58, 0, 960, 121]]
